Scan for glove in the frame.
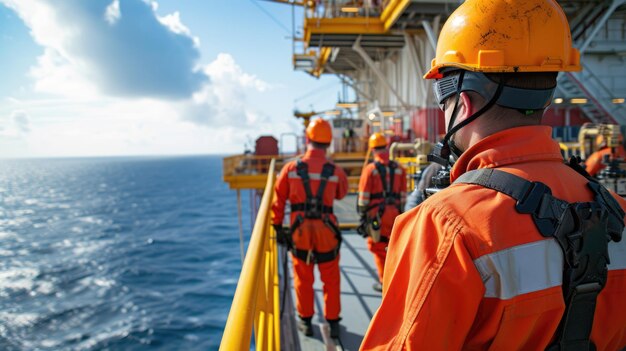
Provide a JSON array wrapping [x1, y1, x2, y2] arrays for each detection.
[[273, 224, 288, 247], [356, 217, 368, 238]]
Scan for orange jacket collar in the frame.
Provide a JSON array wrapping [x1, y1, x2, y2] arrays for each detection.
[[451, 125, 563, 182], [304, 148, 327, 159]]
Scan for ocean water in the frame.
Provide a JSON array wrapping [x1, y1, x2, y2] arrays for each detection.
[[0, 156, 252, 350]]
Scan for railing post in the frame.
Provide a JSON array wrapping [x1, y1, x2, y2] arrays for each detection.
[[220, 159, 278, 351]]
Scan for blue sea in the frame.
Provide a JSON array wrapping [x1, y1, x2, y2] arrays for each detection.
[[0, 156, 252, 350]]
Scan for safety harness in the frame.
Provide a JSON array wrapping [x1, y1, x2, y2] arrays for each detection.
[[454, 167, 624, 351], [359, 161, 402, 243], [370, 161, 402, 211], [289, 159, 342, 264]]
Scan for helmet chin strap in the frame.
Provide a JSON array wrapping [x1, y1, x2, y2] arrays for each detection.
[[429, 73, 505, 167]]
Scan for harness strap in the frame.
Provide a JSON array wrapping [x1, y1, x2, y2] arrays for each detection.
[[292, 248, 339, 264], [290, 204, 333, 214], [318, 163, 336, 201], [296, 159, 314, 200], [373, 161, 402, 209], [290, 160, 342, 259], [454, 168, 624, 351], [374, 162, 388, 199], [370, 192, 402, 200], [295, 159, 336, 219]]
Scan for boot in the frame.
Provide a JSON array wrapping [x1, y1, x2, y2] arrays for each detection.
[[298, 316, 313, 337], [372, 282, 383, 292], [327, 318, 341, 338]]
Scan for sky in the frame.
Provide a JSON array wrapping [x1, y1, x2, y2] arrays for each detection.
[[0, 0, 344, 158]]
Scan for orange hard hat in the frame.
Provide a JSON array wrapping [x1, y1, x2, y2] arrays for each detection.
[[368, 133, 387, 149], [306, 118, 333, 144], [424, 0, 581, 79]]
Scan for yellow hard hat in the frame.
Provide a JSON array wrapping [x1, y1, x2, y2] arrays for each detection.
[[424, 0, 581, 79], [368, 133, 387, 149], [306, 118, 332, 144]]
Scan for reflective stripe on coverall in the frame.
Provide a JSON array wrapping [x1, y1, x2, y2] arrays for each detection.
[[358, 152, 407, 283], [585, 145, 626, 177], [272, 148, 348, 320], [360, 126, 626, 351]]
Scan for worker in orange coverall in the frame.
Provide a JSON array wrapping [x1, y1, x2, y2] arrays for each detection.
[[360, 0, 626, 350], [357, 132, 406, 292], [585, 134, 626, 177], [272, 118, 348, 339]]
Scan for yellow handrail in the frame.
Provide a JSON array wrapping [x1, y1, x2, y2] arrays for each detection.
[[220, 159, 280, 351]]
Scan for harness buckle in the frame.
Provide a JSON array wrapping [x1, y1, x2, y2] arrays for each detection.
[[575, 282, 602, 294], [305, 197, 322, 219], [515, 181, 550, 213]]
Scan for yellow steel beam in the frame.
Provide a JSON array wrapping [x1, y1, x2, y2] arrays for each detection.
[[261, 0, 305, 5], [312, 47, 332, 77], [380, 0, 411, 31], [304, 17, 386, 43], [223, 175, 269, 190]]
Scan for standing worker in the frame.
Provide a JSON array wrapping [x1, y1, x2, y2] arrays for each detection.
[[361, 0, 626, 350], [357, 132, 406, 292], [272, 118, 348, 339], [585, 134, 626, 177]]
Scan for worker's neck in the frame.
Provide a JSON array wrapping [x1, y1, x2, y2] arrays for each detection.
[[459, 116, 541, 151]]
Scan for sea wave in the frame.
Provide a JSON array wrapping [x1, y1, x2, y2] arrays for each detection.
[[0, 156, 248, 350]]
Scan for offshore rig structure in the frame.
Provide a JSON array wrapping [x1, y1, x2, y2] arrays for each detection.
[[220, 1, 626, 350]]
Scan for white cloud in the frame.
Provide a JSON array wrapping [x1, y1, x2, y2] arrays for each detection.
[[0, 1, 297, 158], [185, 53, 270, 126], [0, 110, 31, 138], [104, 0, 121, 25], [29, 49, 99, 99], [2, 0, 207, 99]]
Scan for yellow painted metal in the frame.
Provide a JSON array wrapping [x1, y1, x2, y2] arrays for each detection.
[[380, 0, 411, 30], [304, 17, 386, 43], [263, 0, 305, 5], [312, 47, 332, 77], [224, 175, 269, 190], [559, 142, 581, 161], [219, 159, 280, 351], [223, 155, 293, 190]]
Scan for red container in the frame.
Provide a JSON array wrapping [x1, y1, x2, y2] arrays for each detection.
[[410, 108, 446, 142], [255, 136, 279, 156]]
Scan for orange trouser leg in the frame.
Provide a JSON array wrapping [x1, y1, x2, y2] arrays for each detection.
[[292, 255, 315, 318], [318, 256, 341, 320], [367, 238, 388, 283]]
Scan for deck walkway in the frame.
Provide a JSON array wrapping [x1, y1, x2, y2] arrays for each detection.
[[280, 195, 382, 351]]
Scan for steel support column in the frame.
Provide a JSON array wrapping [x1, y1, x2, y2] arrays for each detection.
[[352, 36, 410, 109], [422, 20, 438, 52]]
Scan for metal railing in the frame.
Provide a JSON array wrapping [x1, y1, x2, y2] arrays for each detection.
[[223, 155, 292, 178], [220, 159, 280, 351]]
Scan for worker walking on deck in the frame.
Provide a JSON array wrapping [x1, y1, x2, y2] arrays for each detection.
[[361, 0, 626, 350], [272, 118, 348, 338], [357, 133, 406, 292], [585, 134, 626, 177]]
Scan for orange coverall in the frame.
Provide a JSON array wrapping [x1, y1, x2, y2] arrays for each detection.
[[585, 145, 626, 177], [360, 126, 626, 350], [272, 148, 348, 320], [358, 152, 407, 283]]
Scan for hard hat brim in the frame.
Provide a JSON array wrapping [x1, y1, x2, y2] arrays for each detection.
[[424, 61, 582, 80]]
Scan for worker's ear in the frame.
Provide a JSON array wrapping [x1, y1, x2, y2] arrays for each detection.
[[454, 92, 473, 124]]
